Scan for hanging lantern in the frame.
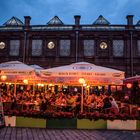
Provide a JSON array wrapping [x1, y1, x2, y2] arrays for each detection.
[[23, 79, 28, 84], [126, 83, 132, 89], [78, 78, 85, 84], [37, 83, 41, 86], [41, 84, 44, 87], [98, 86, 102, 90], [1, 75, 7, 81]]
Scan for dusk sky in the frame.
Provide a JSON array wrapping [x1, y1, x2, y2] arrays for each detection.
[[0, 0, 140, 25]]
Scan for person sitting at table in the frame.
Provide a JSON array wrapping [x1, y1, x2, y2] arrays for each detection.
[[102, 97, 112, 114], [40, 99, 47, 111], [66, 94, 75, 111], [109, 97, 119, 114], [11, 96, 17, 110]]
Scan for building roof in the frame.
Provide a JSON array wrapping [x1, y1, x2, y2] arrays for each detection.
[[3, 16, 24, 26], [93, 15, 110, 25], [136, 20, 140, 25], [47, 16, 64, 25]]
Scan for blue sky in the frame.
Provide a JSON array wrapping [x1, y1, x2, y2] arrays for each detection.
[[0, 0, 140, 25]]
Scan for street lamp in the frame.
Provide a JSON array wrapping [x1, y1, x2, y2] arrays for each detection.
[[79, 78, 85, 112]]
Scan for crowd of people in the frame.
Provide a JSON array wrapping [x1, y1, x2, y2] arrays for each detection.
[[0, 84, 121, 115]]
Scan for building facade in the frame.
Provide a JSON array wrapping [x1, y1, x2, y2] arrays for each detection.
[[0, 15, 140, 77]]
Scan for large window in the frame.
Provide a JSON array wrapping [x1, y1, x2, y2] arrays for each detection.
[[32, 40, 42, 56], [59, 40, 70, 56], [84, 40, 95, 57], [113, 40, 124, 57], [137, 40, 140, 56], [9, 40, 20, 56]]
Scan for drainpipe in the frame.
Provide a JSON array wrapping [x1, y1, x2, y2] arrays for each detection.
[[75, 31, 79, 62], [74, 15, 81, 62], [126, 15, 134, 77], [130, 31, 133, 76], [23, 31, 27, 63], [23, 16, 31, 63]]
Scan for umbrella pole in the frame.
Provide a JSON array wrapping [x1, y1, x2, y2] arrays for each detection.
[[33, 83, 35, 95], [14, 83, 16, 97], [45, 85, 46, 93], [7, 84, 9, 94], [81, 85, 84, 112]]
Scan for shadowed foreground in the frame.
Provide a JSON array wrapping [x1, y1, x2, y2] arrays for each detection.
[[0, 127, 140, 140]]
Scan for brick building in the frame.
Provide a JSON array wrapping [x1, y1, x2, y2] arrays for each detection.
[[0, 15, 140, 77]]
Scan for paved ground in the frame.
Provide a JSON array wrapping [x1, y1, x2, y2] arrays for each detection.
[[0, 127, 140, 140]]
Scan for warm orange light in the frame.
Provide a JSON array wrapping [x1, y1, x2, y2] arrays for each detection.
[[126, 83, 132, 89], [49, 83, 53, 86], [41, 84, 44, 87], [83, 83, 87, 87], [1, 75, 7, 81], [98, 86, 102, 90], [37, 83, 41, 86], [23, 79, 28, 84], [78, 78, 85, 84], [111, 85, 116, 89], [8, 83, 11, 85]]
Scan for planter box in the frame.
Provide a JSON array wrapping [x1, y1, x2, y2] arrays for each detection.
[[16, 117, 46, 128], [77, 119, 107, 129], [47, 118, 77, 128], [136, 120, 140, 130], [107, 120, 136, 130], [4, 116, 16, 127]]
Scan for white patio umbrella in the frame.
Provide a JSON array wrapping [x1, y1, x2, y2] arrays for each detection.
[[41, 62, 125, 112], [0, 61, 35, 76], [41, 62, 125, 85], [0, 61, 36, 96], [124, 75, 140, 84]]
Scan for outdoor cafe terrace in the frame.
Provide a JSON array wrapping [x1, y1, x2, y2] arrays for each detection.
[[0, 61, 140, 121]]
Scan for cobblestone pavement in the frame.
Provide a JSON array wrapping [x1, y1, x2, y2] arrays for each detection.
[[0, 127, 140, 140]]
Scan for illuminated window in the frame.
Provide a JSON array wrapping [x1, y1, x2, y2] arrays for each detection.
[[137, 40, 140, 56]]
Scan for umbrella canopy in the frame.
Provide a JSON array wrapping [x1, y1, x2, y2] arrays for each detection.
[[30, 64, 44, 70], [124, 75, 140, 84], [0, 61, 35, 75], [41, 62, 125, 85], [30, 64, 44, 75]]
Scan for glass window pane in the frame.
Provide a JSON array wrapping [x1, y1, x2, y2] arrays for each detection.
[[84, 40, 95, 57], [113, 40, 124, 57], [32, 40, 42, 56], [60, 40, 70, 56], [9, 40, 20, 56], [137, 40, 140, 56]]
